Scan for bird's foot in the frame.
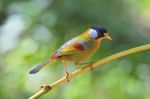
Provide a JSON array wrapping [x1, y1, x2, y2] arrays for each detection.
[[89, 62, 94, 72], [65, 72, 70, 82]]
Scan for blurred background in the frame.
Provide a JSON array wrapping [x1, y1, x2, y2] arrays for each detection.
[[0, 0, 150, 99]]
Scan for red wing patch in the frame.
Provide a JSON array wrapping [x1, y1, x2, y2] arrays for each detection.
[[73, 43, 85, 51], [50, 52, 58, 59], [51, 43, 85, 58]]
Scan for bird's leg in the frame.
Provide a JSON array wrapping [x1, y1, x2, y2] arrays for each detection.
[[62, 61, 70, 81], [75, 62, 94, 71]]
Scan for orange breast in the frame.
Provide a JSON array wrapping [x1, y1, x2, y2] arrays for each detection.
[[59, 38, 102, 63], [92, 38, 102, 52]]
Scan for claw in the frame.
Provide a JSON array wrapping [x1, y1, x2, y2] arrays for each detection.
[[65, 72, 70, 82], [89, 62, 94, 72]]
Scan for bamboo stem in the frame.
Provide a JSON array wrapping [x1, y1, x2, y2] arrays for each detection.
[[29, 44, 150, 99]]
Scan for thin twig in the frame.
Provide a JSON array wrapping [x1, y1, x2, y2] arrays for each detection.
[[29, 44, 150, 99]]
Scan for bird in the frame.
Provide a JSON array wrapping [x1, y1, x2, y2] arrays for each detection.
[[29, 25, 112, 78]]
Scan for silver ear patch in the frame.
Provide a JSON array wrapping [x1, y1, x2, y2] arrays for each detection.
[[89, 29, 98, 38]]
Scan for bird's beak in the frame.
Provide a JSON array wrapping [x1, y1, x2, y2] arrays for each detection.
[[104, 33, 112, 40]]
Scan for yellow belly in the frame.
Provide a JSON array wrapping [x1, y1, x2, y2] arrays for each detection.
[[61, 38, 101, 63], [62, 51, 93, 62]]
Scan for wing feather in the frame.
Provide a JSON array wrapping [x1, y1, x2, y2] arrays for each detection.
[[55, 36, 87, 56], [60, 43, 85, 55]]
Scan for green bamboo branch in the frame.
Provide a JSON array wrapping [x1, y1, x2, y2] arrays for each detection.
[[29, 44, 150, 99]]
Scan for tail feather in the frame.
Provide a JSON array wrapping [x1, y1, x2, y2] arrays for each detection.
[[29, 59, 53, 74]]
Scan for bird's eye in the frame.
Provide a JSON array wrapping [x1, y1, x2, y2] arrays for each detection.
[[89, 29, 98, 39]]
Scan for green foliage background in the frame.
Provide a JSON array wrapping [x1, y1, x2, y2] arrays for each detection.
[[0, 0, 150, 99]]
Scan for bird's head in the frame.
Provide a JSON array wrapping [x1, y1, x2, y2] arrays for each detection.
[[89, 25, 112, 40]]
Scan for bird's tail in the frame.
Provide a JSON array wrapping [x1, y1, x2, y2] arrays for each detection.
[[29, 59, 53, 74]]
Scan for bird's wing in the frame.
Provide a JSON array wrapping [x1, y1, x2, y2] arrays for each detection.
[[60, 42, 86, 55], [55, 37, 88, 56]]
